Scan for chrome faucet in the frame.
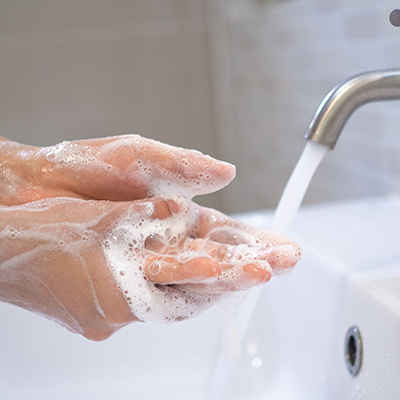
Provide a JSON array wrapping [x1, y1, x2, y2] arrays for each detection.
[[304, 69, 400, 150]]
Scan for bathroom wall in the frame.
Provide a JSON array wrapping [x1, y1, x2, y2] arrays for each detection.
[[0, 0, 223, 209], [3, 1, 400, 214], [214, 0, 400, 213]]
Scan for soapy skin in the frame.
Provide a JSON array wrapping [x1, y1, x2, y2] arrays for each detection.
[[0, 135, 300, 340]]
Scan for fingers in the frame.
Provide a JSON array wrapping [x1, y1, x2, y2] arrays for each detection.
[[176, 238, 274, 294], [191, 205, 301, 268], [142, 199, 301, 294], [144, 249, 271, 294], [38, 135, 236, 201], [109, 198, 300, 299], [128, 135, 236, 195], [199, 238, 298, 274], [177, 263, 272, 295], [107, 197, 300, 299], [194, 205, 300, 251], [144, 255, 221, 285], [143, 236, 277, 294]]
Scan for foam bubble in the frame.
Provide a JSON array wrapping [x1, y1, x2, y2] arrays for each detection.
[[103, 197, 220, 322]]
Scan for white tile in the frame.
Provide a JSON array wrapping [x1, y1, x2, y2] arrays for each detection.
[[0, 0, 223, 213], [219, 0, 400, 212]]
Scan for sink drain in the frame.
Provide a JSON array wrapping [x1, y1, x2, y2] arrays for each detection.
[[344, 326, 363, 376]]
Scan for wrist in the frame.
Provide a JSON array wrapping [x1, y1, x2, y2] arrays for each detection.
[[0, 139, 48, 205]]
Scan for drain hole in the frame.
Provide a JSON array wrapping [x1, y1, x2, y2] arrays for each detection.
[[344, 326, 363, 376], [347, 334, 357, 367]]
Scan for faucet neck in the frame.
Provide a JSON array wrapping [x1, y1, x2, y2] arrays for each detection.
[[305, 69, 400, 150]]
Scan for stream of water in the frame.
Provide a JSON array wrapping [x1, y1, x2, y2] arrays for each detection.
[[207, 141, 328, 400]]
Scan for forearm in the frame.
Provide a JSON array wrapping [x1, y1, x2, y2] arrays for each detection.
[[0, 199, 137, 340], [0, 138, 49, 205], [0, 203, 81, 327]]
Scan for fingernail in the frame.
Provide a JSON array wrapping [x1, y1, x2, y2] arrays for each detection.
[[243, 264, 272, 284]]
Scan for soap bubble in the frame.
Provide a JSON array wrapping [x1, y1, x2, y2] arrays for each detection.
[[204, 227, 254, 246], [144, 233, 167, 252]]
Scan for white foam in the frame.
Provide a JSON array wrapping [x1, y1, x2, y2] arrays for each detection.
[[103, 197, 221, 322]]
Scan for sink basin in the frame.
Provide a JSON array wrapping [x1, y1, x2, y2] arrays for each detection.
[[1, 196, 400, 399]]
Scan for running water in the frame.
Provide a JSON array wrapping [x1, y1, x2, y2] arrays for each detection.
[[272, 141, 328, 233], [207, 141, 328, 400]]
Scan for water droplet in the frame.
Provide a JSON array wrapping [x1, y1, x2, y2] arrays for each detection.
[[251, 357, 263, 368]]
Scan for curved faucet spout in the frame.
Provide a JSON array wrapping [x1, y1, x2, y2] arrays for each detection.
[[305, 69, 400, 150]]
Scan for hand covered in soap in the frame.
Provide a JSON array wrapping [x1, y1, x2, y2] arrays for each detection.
[[0, 135, 300, 341], [0, 134, 234, 205]]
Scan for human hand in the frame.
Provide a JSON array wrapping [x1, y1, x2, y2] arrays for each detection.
[[0, 196, 299, 341], [0, 135, 300, 340], [0, 134, 235, 205], [105, 197, 300, 326]]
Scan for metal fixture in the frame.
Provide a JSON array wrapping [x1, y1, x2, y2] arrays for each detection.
[[344, 326, 363, 376], [304, 69, 400, 150], [390, 9, 400, 27]]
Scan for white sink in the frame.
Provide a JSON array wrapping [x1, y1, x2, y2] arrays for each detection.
[[1, 196, 400, 399]]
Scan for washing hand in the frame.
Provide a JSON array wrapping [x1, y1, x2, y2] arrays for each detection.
[[0, 135, 234, 205], [0, 135, 300, 340]]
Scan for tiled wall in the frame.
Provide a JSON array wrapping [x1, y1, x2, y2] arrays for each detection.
[[216, 0, 400, 213], [3, 1, 400, 214], [0, 0, 222, 209]]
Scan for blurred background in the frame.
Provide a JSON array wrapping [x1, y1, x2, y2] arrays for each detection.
[[1, 0, 400, 214]]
